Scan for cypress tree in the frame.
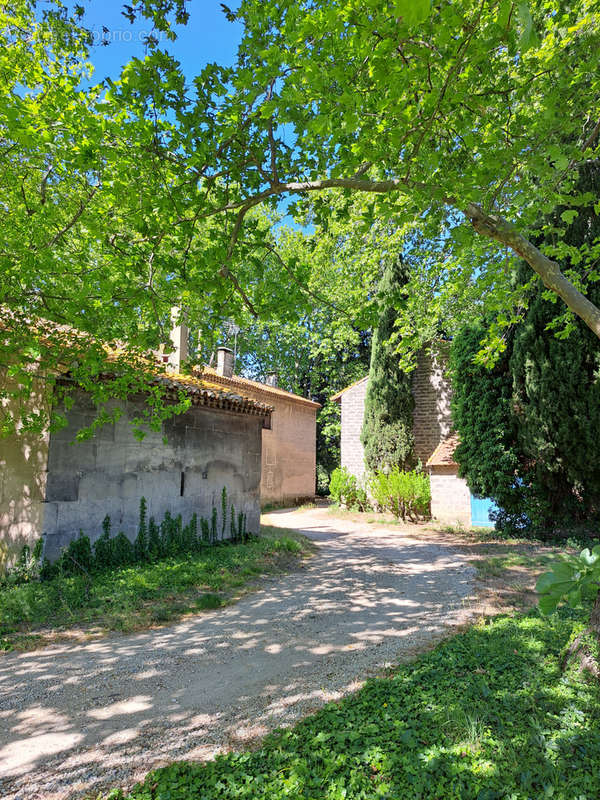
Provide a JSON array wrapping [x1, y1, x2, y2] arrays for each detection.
[[451, 162, 600, 535], [361, 257, 414, 472]]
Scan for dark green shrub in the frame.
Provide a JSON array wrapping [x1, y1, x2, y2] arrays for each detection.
[[112, 532, 134, 567], [221, 487, 228, 538], [94, 515, 114, 569], [134, 497, 148, 561], [200, 517, 210, 543], [4, 486, 254, 586], [148, 516, 161, 559], [61, 531, 94, 575], [451, 163, 600, 538]]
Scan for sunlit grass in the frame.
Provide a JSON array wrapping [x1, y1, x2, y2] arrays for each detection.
[[0, 526, 312, 650]]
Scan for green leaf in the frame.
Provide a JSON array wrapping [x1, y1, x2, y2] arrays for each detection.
[[394, 0, 431, 25], [538, 594, 560, 615], [560, 209, 578, 224]]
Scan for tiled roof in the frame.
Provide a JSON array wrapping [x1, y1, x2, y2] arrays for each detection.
[[330, 375, 368, 402], [426, 433, 460, 467], [197, 367, 321, 409], [151, 372, 273, 417]]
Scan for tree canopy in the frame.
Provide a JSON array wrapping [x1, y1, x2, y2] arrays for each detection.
[[3, 0, 600, 431]]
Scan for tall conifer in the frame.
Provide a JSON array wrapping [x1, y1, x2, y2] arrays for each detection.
[[451, 163, 600, 534], [361, 258, 414, 472]]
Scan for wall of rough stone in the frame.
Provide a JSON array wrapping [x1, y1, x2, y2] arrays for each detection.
[[0, 370, 50, 571], [261, 397, 317, 505], [428, 465, 471, 526], [41, 393, 263, 561], [339, 377, 369, 484]]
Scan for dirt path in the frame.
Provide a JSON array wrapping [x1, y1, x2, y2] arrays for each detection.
[[0, 508, 476, 799]]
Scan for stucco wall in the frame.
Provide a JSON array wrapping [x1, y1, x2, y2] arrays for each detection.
[[0, 370, 50, 570], [261, 397, 317, 505], [339, 378, 368, 484], [429, 465, 471, 526], [41, 393, 263, 561]]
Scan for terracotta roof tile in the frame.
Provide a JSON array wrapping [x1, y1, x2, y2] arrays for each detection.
[[150, 372, 273, 417], [426, 433, 460, 467], [197, 367, 321, 409]]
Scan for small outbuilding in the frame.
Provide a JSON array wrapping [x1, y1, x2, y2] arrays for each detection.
[[332, 344, 495, 527], [197, 347, 320, 508]]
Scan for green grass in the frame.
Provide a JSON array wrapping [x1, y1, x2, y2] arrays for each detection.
[[110, 608, 600, 800], [475, 552, 556, 578], [0, 526, 311, 649]]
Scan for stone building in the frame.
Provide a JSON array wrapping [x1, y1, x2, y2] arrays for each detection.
[[0, 366, 272, 566], [196, 347, 320, 507], [332, 343, 477, 527]]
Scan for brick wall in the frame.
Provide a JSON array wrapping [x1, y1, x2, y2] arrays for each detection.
[[411, 343, 453, 466], [338, 343, 453, 480], [339, 377, 369, 483]]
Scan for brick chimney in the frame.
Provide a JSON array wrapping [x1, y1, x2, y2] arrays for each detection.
[[166, 308, 189, 373], [216, 346, 234, 378], [265, 372, 279, 387]]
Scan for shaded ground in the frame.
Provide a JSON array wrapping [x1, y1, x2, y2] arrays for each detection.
[[0, 507, 475, 799], [325, 506, 563, 616]]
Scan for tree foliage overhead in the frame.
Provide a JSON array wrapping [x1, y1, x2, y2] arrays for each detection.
[[450, 164, 600, 535], [3, 0, 600, 431], [361, 258, 414, 473]]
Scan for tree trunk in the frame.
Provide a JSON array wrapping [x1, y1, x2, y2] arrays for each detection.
[[590, 590, 600, 638], [466, 203, 600, 340]]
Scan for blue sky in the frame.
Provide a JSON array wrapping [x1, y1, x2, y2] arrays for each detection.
[[77, 1, 302, 230], [80, 1, 242, 82]]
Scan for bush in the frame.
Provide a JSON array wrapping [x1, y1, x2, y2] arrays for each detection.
[[370, 468, 430, 521], [329, 467, 371, 511]]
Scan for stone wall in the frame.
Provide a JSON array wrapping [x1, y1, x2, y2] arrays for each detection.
[[0, 369, 50, 570], [411, 343, 453, 466], [339, 344, 453, 481], [428, 465, 471, 526], [41, 393, 263, 561], [339, 377, 369, 483], [261, 397, 317, 505]]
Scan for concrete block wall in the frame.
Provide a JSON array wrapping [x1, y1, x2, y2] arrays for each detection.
[[339, 378, 368, 484], [261, 397, 317, 505], [41, 393, 263, 561], [429, 466, 471, 526]]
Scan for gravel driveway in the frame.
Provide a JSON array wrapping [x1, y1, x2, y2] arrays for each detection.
[[0, 507, 476, 799]]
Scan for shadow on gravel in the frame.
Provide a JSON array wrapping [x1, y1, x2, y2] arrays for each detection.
[[0, 514, 475, 799]]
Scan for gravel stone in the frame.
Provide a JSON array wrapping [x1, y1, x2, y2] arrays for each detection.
[[0, 508, 477, 799]]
